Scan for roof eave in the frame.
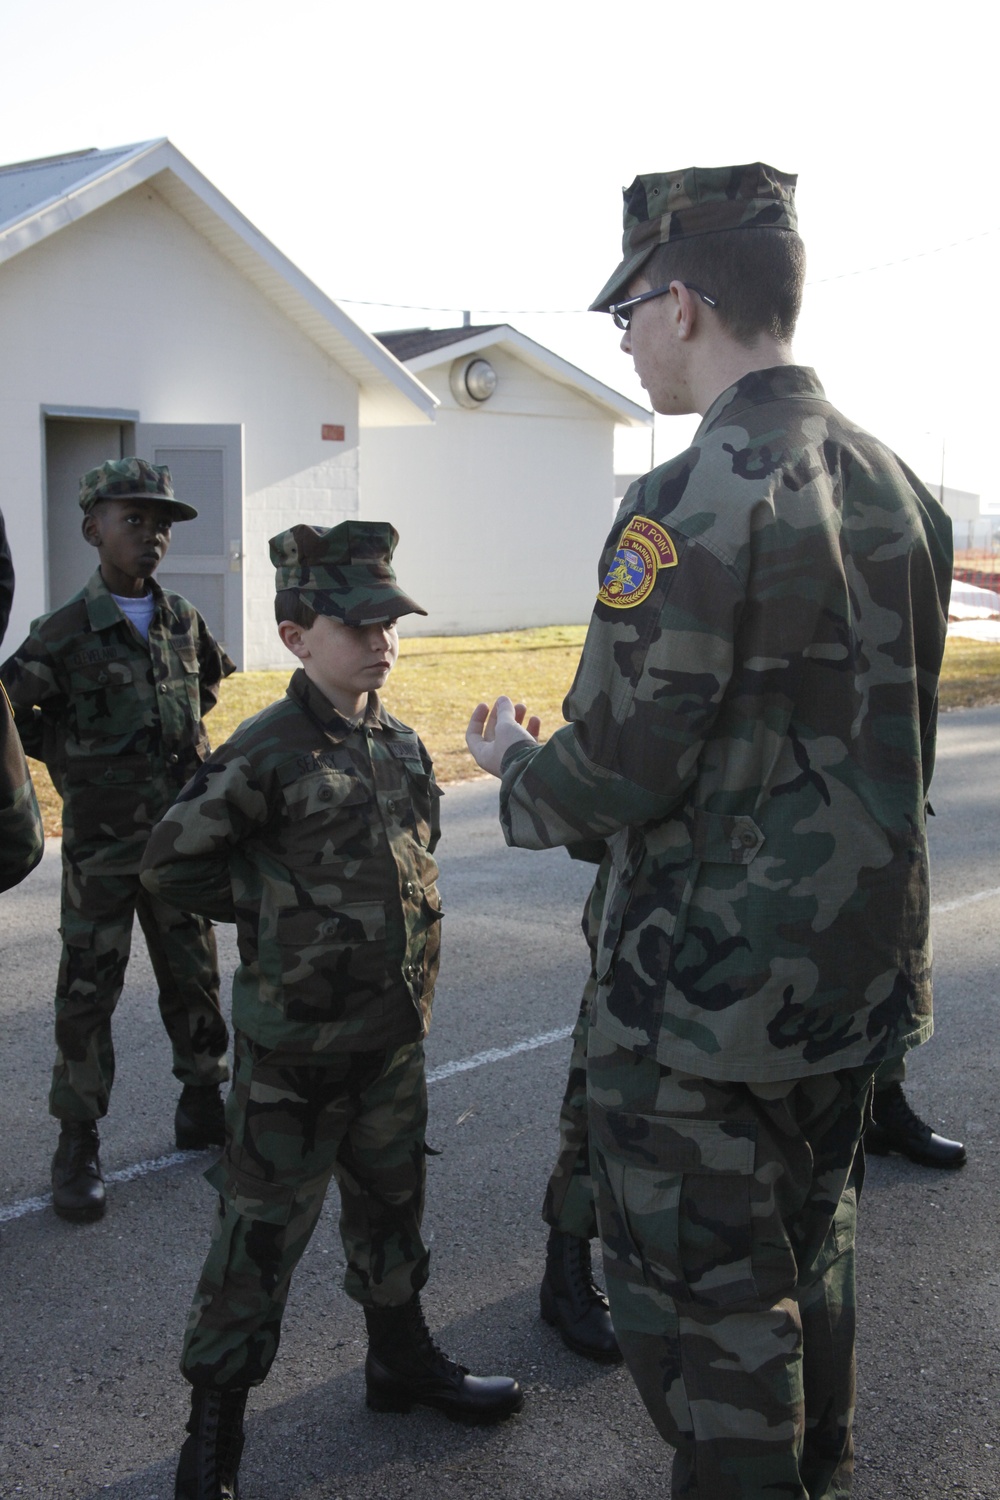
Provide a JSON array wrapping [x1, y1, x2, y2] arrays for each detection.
[[400, 325, 652, 427]]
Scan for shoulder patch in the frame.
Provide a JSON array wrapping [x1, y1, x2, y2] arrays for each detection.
[[598, 515, 678, 609]]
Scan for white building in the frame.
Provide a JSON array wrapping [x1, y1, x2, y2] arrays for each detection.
[[365, 325, 652, 635], [0, 139, 435, 667]]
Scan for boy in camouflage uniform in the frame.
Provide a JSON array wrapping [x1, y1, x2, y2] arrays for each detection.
[[141, 521, 522, 1500], [468, 164, 953, 1498], [1, 459, 232, 1222]]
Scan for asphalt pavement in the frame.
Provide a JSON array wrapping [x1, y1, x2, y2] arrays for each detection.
[[1, 706, 998, 1499]]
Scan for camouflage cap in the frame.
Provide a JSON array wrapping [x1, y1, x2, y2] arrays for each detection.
[[270, 521, 427, 624], [78, 457, 198, 520], [590, 162, 798, 313]]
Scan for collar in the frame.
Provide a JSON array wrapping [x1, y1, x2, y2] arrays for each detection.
[[83, 568, 170, 633], [287, 668, 387, 744], [696, 365, 827, 440]]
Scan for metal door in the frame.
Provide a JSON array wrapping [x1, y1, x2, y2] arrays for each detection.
[[135, 423, 245, 666]]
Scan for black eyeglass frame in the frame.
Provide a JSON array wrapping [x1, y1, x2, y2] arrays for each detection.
[[608, 282, 718, 330]]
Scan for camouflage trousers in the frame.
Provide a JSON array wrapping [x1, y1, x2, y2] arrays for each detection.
[[542, 858, 606, 1241], [873, 1055, 906, 1089], [588, 1025, 873, 1500], [182, 1033, 430, 1390], [51, 860, 229, 1121], [542, 984, 599, 1240]]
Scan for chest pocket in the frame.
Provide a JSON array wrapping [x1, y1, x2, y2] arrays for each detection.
[[281, 768, 370, 819], [173, 644, 202, 721], [278, 767, 373, 869], [403, 763, 442, 850], [70, 657, 137, 736]]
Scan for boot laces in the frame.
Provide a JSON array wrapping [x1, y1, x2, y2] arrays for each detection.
[[877, 1086, 931, 1139], [404, 1298, 465, 1379], [63, 1124, 100, 1173], [190, 1390, 245, 1492], [563, 1235, 605, 1313]]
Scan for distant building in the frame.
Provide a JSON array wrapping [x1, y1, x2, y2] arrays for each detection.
[[931, 485, 980, 523], [366, 326, 652, 635], [0, 139, 435, 667]]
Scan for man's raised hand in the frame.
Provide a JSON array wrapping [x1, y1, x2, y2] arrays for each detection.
[[465, 697, 541, 778]]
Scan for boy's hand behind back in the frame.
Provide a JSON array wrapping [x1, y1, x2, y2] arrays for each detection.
[[465, 697, 540, 779]]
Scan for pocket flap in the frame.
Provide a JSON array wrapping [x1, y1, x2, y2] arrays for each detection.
[[280, 768, 370, 819], [206, 1156, 297, 1225], [592, 1109, 756, 1175], [64, 754, 155, 786]]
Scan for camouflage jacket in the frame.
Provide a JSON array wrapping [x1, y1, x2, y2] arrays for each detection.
[[1, 682, 43, 893], [0, 569, 233, 874], [500, 366, 953, 1082], [140, 669, 443, 1055]]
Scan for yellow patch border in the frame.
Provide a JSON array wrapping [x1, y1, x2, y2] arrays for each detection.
[[598, 515, 678, 610]]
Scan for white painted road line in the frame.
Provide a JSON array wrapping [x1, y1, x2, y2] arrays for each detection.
[[931, 885, 1000, 917], [425, 1025, 573, 1084], [4, 879, 998, 1229], [0, 1027, 575, 1226]]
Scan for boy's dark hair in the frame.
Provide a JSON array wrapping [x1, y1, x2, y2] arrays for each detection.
[[274, 590, 318, 628], [643, 227, 805, 347]]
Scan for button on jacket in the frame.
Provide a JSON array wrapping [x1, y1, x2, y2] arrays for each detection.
[[140, 669, 443, 1055], [0, 569, 234, 873], [499, 366, 953, 1083]]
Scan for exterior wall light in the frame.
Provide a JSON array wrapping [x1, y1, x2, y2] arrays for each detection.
[[450, 356, 498, 407]]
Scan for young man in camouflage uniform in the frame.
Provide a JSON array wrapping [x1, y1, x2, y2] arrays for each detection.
[[1, 459, 232, 1222], [468, 164, 952, 1498], [141, 521, 522, 1500]]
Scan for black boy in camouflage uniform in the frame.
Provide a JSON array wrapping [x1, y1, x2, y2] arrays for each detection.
[[1, 459, 232, 1221], [469, 165, 953, 1498], [141, 521, 522, 1500]]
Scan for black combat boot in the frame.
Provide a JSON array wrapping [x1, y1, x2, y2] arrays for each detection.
[[52, 1120, 106, 1221], [865, 1083, 967, 1168], [175, 1386, 248, 1500], [540, 1227, 622, 1363], [175, 1083, 226, 1151], [364, 1293, 523, 1425]]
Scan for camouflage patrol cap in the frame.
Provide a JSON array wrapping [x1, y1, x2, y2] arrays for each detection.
[[590, 162, 798, 313], [78, 457, 198, 520], [270, 521, 427, 624]]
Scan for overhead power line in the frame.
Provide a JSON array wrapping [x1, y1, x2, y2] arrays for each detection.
[[338, 224, 1000, 317], [807, 224, 999, 287]]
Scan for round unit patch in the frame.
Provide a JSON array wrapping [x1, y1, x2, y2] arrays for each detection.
[[598, 515, 678, 609]]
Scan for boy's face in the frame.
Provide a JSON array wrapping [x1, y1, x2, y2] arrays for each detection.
[[279, 612, 399, 718], [83, 498, 175, 597]]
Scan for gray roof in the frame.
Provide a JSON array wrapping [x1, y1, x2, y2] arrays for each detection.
[[0, 139, 437, 429], [375, 324, 652, 428], [0, 144, 143, 234], [376, 326, 502, 361]]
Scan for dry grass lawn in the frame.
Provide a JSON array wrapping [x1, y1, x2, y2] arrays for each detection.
[[24, 626, 1000, 838]]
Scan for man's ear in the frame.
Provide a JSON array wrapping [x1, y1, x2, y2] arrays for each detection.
[[672, 281, 701, 342], [278, 619, 310, 660], [82, 512, 102, 549]]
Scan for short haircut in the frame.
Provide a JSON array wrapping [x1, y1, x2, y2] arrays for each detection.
[[643, 226, 806, 346], [274, 589, 318, 628]]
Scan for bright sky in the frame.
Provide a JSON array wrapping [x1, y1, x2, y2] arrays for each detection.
[[2, 0, 995, 504]]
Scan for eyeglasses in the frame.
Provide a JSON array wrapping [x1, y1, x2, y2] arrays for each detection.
[[608, 282, 718, 330]]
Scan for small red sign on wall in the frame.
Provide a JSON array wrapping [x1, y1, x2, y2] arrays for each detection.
[[322, 424, 346, 442]]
